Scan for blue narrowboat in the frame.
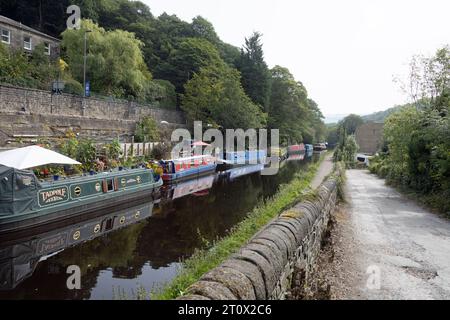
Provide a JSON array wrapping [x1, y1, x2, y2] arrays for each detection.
[[217, 150, 267, 171], [220, 164, 265, 181], [305, 144, 314, 157]]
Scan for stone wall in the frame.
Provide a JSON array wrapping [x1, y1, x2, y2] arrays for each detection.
[[0, 84, 186, 146], [177, 176, 339, 300], [355, 122, 384, 155]]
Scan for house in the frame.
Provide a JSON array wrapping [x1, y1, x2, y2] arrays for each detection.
[[0, 15, 60, 59], [355, 122, 384, 155]]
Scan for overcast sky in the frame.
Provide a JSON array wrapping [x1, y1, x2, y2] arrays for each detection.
[[144, 0, 449, 116]]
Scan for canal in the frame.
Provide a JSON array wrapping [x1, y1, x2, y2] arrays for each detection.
[[0, 154, 321, 299]]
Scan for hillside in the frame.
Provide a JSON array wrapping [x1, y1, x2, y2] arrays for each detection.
[[362, 105, 404, 123]]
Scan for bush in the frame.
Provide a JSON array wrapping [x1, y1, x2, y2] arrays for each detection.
[[135, 116, 160, 143], [63, 78, 84, 95]]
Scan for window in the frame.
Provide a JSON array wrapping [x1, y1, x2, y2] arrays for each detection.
[[23, 36, 32, 50], [44, 42, 51, 55], [1, 29, 10, 44]]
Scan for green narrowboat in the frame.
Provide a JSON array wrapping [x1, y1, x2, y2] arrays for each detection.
[[0, 165, 163, 233]]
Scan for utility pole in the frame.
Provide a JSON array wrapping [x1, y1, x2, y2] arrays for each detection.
[[83, 30, 92, 99]]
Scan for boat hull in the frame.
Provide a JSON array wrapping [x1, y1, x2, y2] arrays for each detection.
[[0, 180, 162, 234], [162, 164, 217, 182]]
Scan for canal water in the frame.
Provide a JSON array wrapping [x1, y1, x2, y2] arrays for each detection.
[[0, 153, 321, 299]]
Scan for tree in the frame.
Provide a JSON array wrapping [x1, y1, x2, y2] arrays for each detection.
[[163, 37, 223, 94], [61, 19, 159, 100], [135, 116, 160, 142], [268, 66, 310, 144], [399, 45, 449, 113], [182, 63, 267, 129], [0, 42, 58, 89], [236, 32, 271, 111], [338, 114, 364, 136]]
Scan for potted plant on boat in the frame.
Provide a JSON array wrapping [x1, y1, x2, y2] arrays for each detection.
[[50, 167, 65, 181]]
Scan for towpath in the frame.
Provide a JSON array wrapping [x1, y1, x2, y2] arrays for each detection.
[[310, 153, 333, 189], [321, 169, 450, 299]]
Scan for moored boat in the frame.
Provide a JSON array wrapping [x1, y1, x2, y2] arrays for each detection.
[[217, 150, 267, 171], [287, 153, 305, 161], [270, 146, 288, 160], [288, 144, 306, 154], [159, 155, 217, 182], [305, 144, 314, 157], [313, 143, 327, 151], [220, 163, 265, 181], [0, 165, 163, 233]]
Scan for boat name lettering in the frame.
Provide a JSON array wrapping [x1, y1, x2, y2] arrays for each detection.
[[40, 187, 68, 205]]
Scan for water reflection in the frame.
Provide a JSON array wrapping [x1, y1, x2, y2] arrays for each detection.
[[0, 152, 321, 299]]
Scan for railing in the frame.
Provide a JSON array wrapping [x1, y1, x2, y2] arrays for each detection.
[[120, 142, 160, 159]]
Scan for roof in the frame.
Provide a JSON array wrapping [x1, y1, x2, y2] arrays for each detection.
[[0, 15, 60, 42]]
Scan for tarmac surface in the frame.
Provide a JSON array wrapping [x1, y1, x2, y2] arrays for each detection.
[[334, 170, 450, 299]]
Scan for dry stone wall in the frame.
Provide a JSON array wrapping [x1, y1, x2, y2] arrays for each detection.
[[177, 177, 339, 300]]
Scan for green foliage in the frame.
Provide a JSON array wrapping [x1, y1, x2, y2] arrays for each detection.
[[326, 124, 339, 146], [62, 78, 84, 95], [153, 79, 177, 109], [334, 135, 359, 168], [362, 105, 404, 123], [106, 139, 122, 160], [61, 19, 159, 101], [135, 116, 160, 143], [236, 32, 271, 110], [76, 139, 97, 171], [182, 63, 267, 129], [371, 46, 450, 215], [0, 43, 58, 89], [338, 114, 364, 136], [163, 37, 224, 94], [59, 131, 79, 159], [268, 66, 325, 144]]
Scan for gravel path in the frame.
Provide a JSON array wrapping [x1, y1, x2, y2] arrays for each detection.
[[319, 169, 450, 300], [310, 153, 333, 189]]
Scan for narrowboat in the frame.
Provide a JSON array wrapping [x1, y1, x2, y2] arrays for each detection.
[[287, 153, 305, 161], [217, 150, 267, 171], [288, 144, 306, 154], [0, 200, 157, 290], [220, 164, 265, 181], [161, 174, 216, 201], [305, 144, 314, 157], [313, 143, 327, 151], [270, 147, 288, 160], [159, 155, 217, 182], [0, 165, 163, 233]]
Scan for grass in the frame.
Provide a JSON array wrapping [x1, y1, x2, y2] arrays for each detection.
[[152, 153, 327, 300]]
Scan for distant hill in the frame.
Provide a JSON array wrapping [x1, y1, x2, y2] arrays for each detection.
[[324, 114, 348, 124], [362, 105, 404, 123]]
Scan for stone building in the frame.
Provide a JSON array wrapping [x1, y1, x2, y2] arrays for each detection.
[[355, 122, 384, 155], [0, 15, 60, 59]]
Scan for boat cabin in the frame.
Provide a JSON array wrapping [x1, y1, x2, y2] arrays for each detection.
[[159, 155, 217, 182]]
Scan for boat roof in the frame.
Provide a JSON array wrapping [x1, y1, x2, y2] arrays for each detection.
[[162, 155, 215, 163], [40, 167, 151, 187]]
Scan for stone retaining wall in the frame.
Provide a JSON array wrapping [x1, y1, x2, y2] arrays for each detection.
[[177, 177, 339, 300], [0, 84, 186, 146]]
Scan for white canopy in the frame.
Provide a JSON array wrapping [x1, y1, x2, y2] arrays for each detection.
[[0, 145, 81, 170]]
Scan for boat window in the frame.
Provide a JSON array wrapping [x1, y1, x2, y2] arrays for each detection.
[[107, 179, 114, 191], [105, 217, 114, 231]]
